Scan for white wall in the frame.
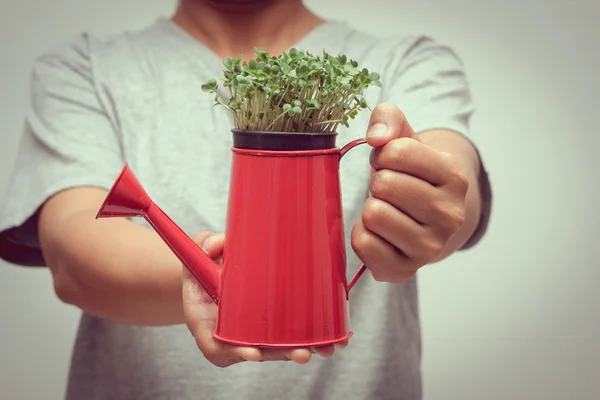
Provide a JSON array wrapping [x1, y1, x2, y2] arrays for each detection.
[[1, 0, 598, 399]]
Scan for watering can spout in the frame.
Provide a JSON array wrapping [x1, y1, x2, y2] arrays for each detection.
[[96, 164, 221, 303]]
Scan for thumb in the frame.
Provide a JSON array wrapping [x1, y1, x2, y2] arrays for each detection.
[[366, 103, 415, 147]]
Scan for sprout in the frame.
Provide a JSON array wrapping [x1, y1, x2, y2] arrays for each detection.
[[202, 47, 382, 132]]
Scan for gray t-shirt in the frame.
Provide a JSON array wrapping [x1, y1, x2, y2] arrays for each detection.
[[0, 18, 478, 400]]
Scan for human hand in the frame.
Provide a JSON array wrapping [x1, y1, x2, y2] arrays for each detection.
[[182, 231, 348, 368], [351, 103, 470, 283]]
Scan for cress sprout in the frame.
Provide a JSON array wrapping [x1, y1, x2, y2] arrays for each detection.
[[201, 47, 382, 132]]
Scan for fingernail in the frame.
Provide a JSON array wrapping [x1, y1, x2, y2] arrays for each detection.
[[368, 123, 388, 138]]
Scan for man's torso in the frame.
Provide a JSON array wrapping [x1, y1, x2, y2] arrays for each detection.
[[41, 18, 423, 400]]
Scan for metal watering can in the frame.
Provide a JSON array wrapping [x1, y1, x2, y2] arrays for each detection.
[[96, 130, 369, 348]]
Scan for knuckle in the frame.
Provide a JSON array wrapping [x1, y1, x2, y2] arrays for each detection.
[[412, 235, 443, 265], [191, 231, 211, 246], [452, 170, 470, 193], [421, 239, 444, 262], [446, 207, 467, 230], [389, 138, 408, 156], [351, 226, 374, 259], [371, 267, 411, 284], [430, 240, 445, 257], [204, 353, 231, 369], [196, 339, 219, 360], [438, 204, 466, 232], [361, 198, 386, 231], [211, 360, 229, 368], [388, 138, 416, 165], [195, 336, 207, 351], [369, 170, 394, 198], [432, 200, 466, 232], [370, 269, 390, 283], [442, 154, 469, 192]]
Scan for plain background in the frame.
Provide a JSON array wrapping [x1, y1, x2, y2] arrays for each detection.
[[1, 0, 598, 399]]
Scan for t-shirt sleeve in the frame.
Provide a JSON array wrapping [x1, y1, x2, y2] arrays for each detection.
[[381, 36, 492, 250], [0, 35, 125, 266]]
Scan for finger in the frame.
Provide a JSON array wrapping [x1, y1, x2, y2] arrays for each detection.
[[311, 345, 335, 358], [334, 340, 349, 349], [258, 349, 292, 362], [192, 232, 226, 256], [187, 233, 316, 365], [255, 347, 314, 363], [366, 103, 415, 147], [182, 267, 263, 365], [370, 169, 466, 235], [370, 138, 453, 186], [284, 348, 312, 364], [351, 218, 415, 283], [361, 197, 435, 264], [184, 233, 263, 366], [370, 169, 450, 227]]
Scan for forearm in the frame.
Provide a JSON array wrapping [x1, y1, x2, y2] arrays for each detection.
[[417, 129, 482, 261], [39, 191, 185, 326]]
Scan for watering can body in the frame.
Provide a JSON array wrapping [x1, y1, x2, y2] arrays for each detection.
[[97, 130, 368, 348]]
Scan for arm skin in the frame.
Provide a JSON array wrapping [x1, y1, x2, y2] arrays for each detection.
[[417, 128, 483, 262], [38, 130, 482, 327], [38, 187, 185, 326]]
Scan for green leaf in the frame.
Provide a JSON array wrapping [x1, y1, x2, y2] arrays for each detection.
[[223, 58, 235, 69], [254, 47, 269, 61], [307, 99, 321, 109], [200, 45, 382, 132]]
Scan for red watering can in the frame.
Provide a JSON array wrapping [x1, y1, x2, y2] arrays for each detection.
[[96, 130, 369, 348]]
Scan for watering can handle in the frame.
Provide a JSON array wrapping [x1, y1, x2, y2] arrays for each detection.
[[339, 138, 370, 293]]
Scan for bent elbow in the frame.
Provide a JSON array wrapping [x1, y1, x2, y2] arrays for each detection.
[[50, 262, 83, 306]]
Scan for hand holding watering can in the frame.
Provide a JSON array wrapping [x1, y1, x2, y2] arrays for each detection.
[[97, 103, 471, 367], [182, 232, 348, 366]]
